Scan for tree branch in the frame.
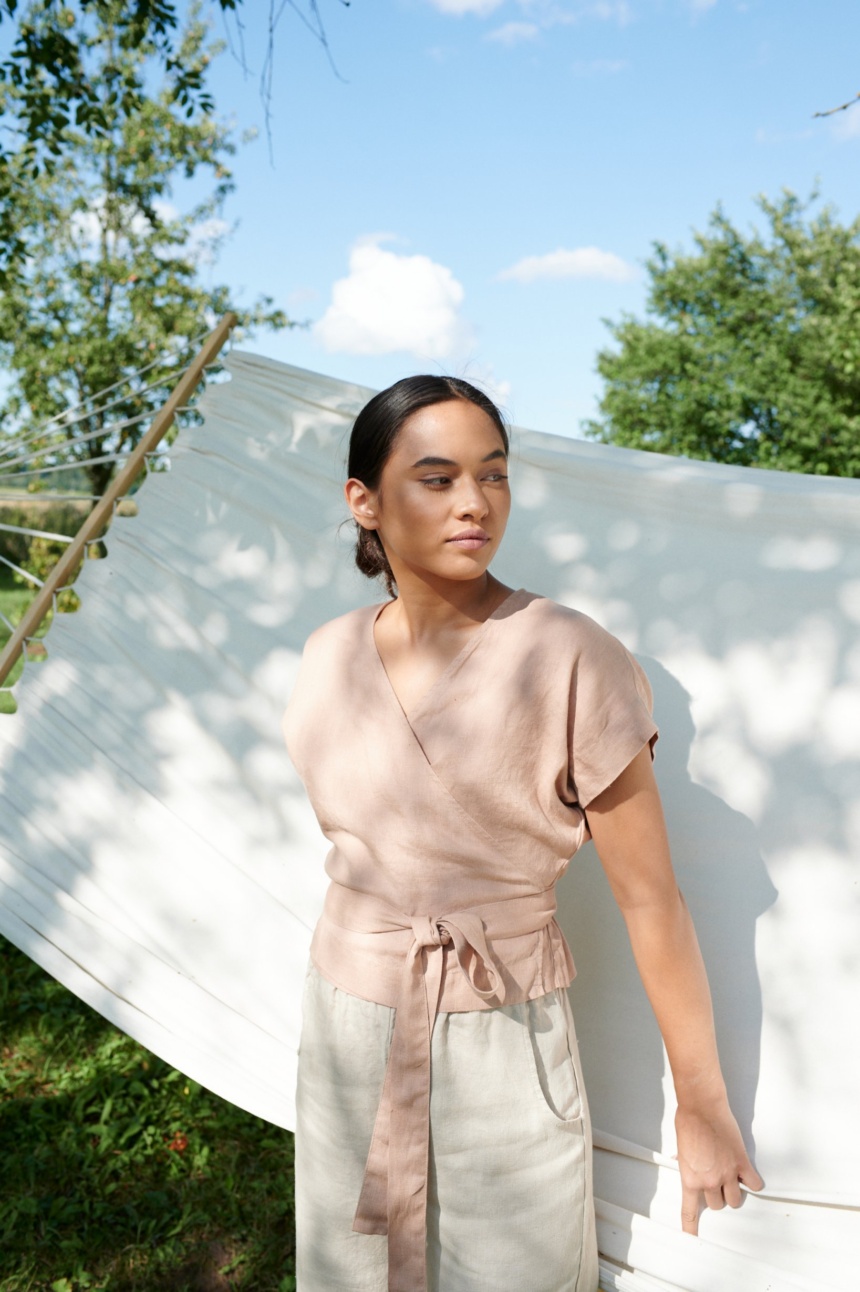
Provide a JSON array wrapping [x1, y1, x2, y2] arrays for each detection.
[[812, 92, 860, 119], [257, 0, 349, 163]]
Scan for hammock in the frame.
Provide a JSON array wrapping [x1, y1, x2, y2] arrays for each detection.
[[0, 349, 858, 1292]]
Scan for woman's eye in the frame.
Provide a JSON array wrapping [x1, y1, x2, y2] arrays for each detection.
[[420, 473, 508, 487]]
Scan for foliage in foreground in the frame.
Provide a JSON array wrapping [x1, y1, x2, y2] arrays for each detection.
[[0, 0, 291, 498], [584, 190, 860, 478], [0, 935, 295, 1291]]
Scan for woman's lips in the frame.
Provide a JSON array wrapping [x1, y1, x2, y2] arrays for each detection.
[[446, 535, 490, 550]]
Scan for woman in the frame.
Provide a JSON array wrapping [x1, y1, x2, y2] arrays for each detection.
[[282, 376, 763, 1292]]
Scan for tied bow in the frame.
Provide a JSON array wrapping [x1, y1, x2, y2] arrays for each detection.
[[353, 909, 506, 1292]]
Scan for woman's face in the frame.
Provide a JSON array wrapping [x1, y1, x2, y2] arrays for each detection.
[[351, 398, 511, 587]]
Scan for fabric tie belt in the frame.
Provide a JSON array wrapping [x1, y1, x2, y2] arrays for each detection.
[[319, 881, 559, 1292]]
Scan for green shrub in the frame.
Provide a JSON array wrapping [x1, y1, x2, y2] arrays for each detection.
[[0, 499, 91, 613]]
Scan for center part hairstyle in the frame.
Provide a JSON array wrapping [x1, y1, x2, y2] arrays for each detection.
[[347, 375, 510, 599]]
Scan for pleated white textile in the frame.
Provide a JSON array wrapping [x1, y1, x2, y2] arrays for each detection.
[[0, 351, 858, 1290]]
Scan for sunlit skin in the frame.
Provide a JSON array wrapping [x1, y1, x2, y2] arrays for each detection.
[[344, 398, 515, 717], [345, 396, 764, 1233]]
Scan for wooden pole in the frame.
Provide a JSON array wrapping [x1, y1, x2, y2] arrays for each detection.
[[0, 312, 238, 689]]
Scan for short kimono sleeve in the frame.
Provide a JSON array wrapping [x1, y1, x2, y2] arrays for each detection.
[[568, 621, 659, 809], [281, 621, 331, 785]]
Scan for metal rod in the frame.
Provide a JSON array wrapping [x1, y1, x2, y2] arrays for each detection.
[[0, 312, 238, 688]]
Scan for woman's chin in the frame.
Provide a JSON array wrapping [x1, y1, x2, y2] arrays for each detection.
[[416, 567, 491, 589]]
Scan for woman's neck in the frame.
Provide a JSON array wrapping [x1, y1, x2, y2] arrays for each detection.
[[379, 573, 513, 644]]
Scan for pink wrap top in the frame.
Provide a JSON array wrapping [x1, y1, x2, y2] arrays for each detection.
[[282, 587, 658, 1291]]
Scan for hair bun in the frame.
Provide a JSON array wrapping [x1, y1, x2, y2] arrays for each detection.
[[355, 525, 397, 598]]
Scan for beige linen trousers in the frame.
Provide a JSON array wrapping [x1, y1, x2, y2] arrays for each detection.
[[295, 963, 600, 1292]]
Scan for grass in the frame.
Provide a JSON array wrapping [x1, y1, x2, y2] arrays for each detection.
[[0, 936, 296, 1291]]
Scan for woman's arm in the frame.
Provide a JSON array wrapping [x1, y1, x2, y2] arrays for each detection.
[[585, 744, 764, 1235]]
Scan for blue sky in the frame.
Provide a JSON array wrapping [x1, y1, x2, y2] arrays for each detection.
[[196, 0, 860, 438]]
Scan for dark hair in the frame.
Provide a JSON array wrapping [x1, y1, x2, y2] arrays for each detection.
[[347, 375, 509, 599]]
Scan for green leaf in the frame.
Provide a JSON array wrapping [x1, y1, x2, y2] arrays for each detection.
[[0, 0, 294, 500]]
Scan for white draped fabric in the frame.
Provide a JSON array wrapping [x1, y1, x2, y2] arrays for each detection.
[[1, 351, 858, 1291]]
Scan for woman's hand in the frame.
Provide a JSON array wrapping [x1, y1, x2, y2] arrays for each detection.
[[675, 1099, 764, 1235]]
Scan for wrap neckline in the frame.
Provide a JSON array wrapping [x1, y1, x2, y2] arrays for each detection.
[[369, 586, 526, 727]]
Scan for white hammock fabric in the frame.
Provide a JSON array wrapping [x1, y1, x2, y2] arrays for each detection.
[[1, 351, 858, 1292]]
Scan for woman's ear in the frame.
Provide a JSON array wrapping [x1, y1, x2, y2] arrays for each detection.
[[344, 477, 380, 531]]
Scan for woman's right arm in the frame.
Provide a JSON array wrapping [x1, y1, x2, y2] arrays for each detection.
[[585, 744, 764, 1235]]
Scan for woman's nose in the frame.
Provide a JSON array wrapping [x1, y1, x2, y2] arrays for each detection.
[[454, 479, 489, 518]]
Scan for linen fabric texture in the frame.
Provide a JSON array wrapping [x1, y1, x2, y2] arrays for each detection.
[[296, 963, 600, 1292], [282, 587, 658, 1291]]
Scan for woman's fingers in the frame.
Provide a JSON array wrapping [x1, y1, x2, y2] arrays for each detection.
[[675, 1103, 767, 1234], [682, 1176, 742, 1236], [682, 1157, 765, 1235], [680, 1183, 702, 1236], [740, 1161, 765, 1193]]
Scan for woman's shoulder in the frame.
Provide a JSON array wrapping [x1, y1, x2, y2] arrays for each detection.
[[517, 590, 655, 726], [515, 589, 627, 653], [285, 601, 383, 724], [300, 599, 384, 657]]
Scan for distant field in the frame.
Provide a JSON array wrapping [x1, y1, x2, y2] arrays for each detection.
[[0, 498, 91, 710], [0, 488, 91, 501], [0, 570, 46, 710]]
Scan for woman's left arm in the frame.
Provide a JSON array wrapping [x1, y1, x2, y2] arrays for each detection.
[[585, 744, 764, 1235]]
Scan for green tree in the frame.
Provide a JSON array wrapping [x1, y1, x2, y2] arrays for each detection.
[[0, 1, 349, 282], [0, 0, 290, 500], [583, 191, 860, 478], [0, 0, 239, 281]]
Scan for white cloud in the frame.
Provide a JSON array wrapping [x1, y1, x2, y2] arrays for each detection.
[[584, 0, 633, 22], [68, 197, 228, 265], [287, 285, 320, 308], [70, 196, 158, 248], [547, 1, 632, 26], [149, 202, 229, 266], [428, 0, 631, 26], [497, 245, 638, 283], [487, 21, 540, 44], [182, 215, 230, 265], [314, 236, 471, 359], [427, 0, 504, 14]]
